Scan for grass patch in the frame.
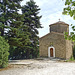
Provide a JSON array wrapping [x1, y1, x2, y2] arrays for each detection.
[[65, 56, 75, 62]]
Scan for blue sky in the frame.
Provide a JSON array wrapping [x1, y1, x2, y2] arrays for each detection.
[[21, 0, 75, 37]]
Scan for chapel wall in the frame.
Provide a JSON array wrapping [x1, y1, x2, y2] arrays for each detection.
[[66, 40, 73, 59], [39, 32, 66, 59]]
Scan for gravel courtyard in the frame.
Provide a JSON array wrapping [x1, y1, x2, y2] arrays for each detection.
[[0, 58, 75, 75]]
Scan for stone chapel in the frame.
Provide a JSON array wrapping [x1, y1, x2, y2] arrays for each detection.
[[39, 20, 73, 59]]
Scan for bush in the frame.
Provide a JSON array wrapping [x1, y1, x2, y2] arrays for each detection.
[[0, 36, 9, 68], [70, 56, 74, 61], [73, 45, 75, 59]]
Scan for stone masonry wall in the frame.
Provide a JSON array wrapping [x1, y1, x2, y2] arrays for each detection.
[[66, 40, 72, 59], [39, 32, 66, 59], [50, 24, 69, 34]]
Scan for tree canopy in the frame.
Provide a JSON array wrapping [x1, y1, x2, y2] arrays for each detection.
[[0, 0, 42, 59], [0, 36, 9, 68], [63, 0, 75, 41], [22, 0, 42, 58]]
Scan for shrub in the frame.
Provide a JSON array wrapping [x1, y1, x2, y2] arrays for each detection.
[[73, 45, 75, 59], [0, 36, 9, 68], [70, 56, 74, 61]]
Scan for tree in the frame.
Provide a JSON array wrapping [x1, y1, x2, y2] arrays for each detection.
[[63, 0, 75, 59], [0, 35, 9, 68], [62, 0, 75, 41], [22, 0, 42, 58], [0, 0, 23, 36], [9, 26, 31, 59], [0, 0, 31, 59]]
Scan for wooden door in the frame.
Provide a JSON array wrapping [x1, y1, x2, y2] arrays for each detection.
[[50, 48, 53, 57]]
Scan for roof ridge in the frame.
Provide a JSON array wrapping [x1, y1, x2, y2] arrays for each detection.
[[39, 32, 64, 39], [49, 21, 69, 26]]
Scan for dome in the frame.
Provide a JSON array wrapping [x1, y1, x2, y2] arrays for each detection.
[[49, 21, 69, 26], [49, 21, 69, 33]]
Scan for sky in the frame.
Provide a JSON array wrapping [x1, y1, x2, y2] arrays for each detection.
[[20, 0, 75, 37]]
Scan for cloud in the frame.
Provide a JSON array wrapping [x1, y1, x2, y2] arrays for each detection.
[[21, 0, 75, 37]]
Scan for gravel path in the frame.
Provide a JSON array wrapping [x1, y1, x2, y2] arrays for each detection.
[[0, 59, 75, 75]]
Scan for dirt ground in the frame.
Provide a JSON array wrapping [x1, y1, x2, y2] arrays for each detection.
[[0, 58, 75, 75]]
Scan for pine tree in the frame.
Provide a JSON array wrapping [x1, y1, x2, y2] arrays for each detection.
[[0, 0, 31, 59], [0, 0, 23, 36], [7, 0, 31, 59], [0, 35, 9, 68], [22, 0, 42, 58]]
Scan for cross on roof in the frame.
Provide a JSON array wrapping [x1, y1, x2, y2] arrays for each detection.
[[59, 19, 60, 21]]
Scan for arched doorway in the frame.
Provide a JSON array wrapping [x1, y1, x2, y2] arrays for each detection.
[[48, 46, 55, 58]]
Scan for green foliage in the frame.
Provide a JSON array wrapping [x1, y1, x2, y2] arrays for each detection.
[[0, 0, 29, 47], [73, 45, 75, 59], [21, 0, 42, 59], [69, 56, 74, 61], [0, 0, 30, 59], [0, 0, 42, 60], [63, 0, 75, 19], [0, 36, 9, 68], [0, 0, 23, 36], [63, 0, 75, 42]]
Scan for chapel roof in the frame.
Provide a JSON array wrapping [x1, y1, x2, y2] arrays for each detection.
[[49, 20, 69, 26], [40, 32, 64, 39]]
